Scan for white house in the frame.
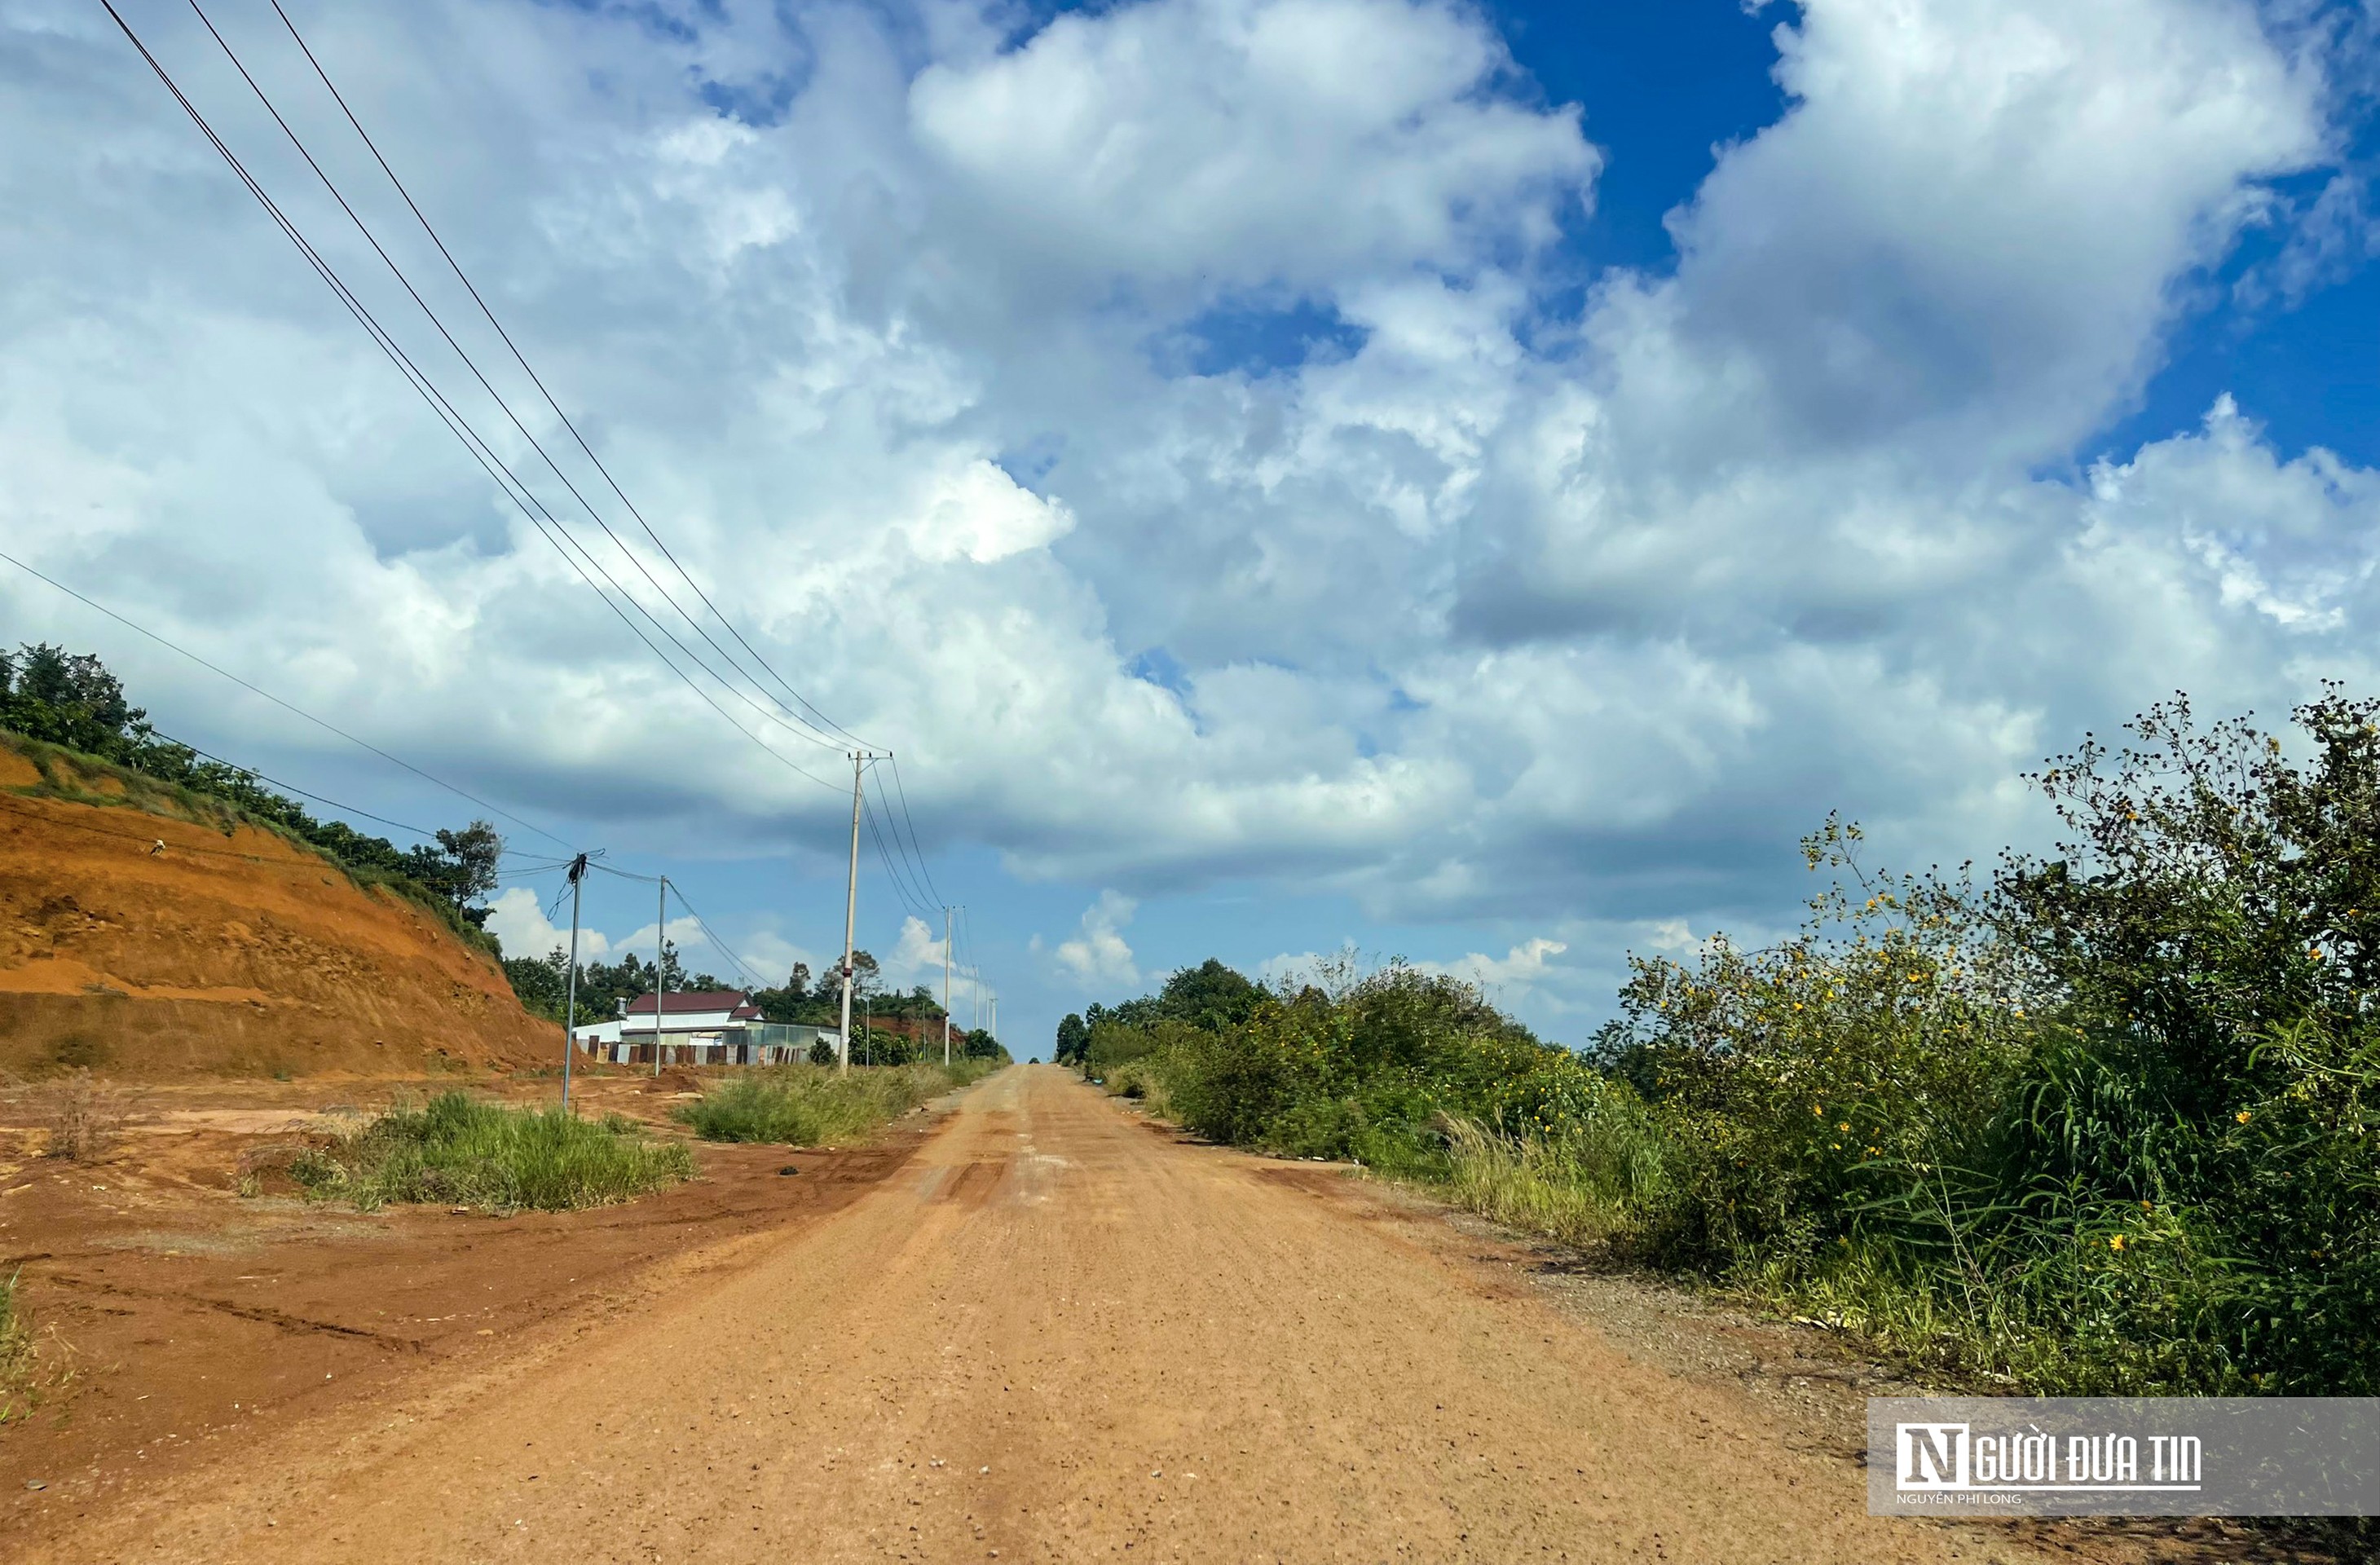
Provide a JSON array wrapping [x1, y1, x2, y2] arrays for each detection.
[[571, 990, 837, 1067]]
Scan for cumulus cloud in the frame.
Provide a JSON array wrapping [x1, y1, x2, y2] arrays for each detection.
[[909, 0, 1595, 298], [484, 886, 611, 963], [1414, 936, 1568, 991], [1052, 891, 1141, 988], [3, 0, 2376, 1026]]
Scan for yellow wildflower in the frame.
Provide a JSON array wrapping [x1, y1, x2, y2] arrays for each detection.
[[2236, 1110, 2252, 1125], [2109, 1235, 2126, 1252]]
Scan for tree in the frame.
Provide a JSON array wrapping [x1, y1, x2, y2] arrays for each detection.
[[0, 642, 143, 756], [1157, 959, 1263, 1030], [1053, 1012, 1089, 1065], [823, 950, 879, 1004]]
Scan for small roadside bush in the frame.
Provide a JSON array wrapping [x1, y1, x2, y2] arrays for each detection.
[[40, 1069, 124, 1163], [291, 1092, 693, 1213], [675, 1060, 994, 1145]]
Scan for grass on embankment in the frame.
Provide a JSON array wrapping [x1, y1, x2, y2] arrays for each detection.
[[290, 1092, 694, 1214], [675, 1060, 995, 1145]]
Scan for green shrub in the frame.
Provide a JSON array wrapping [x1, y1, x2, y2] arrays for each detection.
[[290, 1092, 694, 1213], [675, 1060, 993, 1145]]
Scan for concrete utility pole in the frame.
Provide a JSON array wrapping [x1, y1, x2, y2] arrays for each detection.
[[652, 875, 668, 1077], [838, 751, 863, 1074], [561, 852, 588, 1110], [941, 906, 954, 1068]]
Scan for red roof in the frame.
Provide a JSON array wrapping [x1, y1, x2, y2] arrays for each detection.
[[624, 990, 760, 1020]]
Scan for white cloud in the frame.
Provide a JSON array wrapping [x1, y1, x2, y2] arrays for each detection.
[[484, 886, 612, 963], [2, 0, 2373, 1006], [909, 0, 1595, 298], [1415, 937, 1567, 992], [1052, 891, 1141, 989]]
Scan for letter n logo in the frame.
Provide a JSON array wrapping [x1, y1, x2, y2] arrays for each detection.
[[1897, 1423, 1969, 1490]]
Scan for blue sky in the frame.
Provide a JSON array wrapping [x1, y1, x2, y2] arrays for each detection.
[[9, 0, 2380, 1057]]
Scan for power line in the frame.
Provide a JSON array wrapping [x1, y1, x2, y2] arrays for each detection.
[[99, 2, 967, 972], [0, 545, 576, 853], [884, 752, 945, 906], [670, 882, 768, 990], [579, 859, 766, 989], [183, 0, 854, 779], [97, 2, 845, 801], [862, 768, 935, 920], [140, 724, 558, 858], [262, 0, 874, 759]]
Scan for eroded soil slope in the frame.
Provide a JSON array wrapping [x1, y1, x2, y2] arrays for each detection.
[[0, 738, 552, 1078]]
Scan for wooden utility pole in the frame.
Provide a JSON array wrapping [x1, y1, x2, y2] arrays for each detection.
[[561, 853, 588, 1109], [941, 906, 954, 1067]]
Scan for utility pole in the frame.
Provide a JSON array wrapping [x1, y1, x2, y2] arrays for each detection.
[[838, 751, 863, 1074], [652, 875, 668, 1077], [561, 852, 588, 1110], [941, 906, 954, 1068]]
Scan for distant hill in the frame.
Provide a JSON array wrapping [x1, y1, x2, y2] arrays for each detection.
[[0, 733, 553, 1079]]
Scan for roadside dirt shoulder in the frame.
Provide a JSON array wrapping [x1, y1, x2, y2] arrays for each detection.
[[0, 1071, 941, 1535], [1221, 1125, 2336, 1565]]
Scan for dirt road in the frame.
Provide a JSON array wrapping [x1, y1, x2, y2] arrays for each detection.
[[24, 1066, 2054, 1563]]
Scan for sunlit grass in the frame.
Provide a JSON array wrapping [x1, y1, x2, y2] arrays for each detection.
[[676, 1060, 994, 1145], [291, 1092, 693, 1213]]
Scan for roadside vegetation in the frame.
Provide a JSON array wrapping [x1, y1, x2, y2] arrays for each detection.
[[676, 1059, 998, 1145], [0, 1271, 32, 1419], [1058, 690, 2380, 1398], [287, 1092, 693, 1213], [0, 1269, 76, 1425]]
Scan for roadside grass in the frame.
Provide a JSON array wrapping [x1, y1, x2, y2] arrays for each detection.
[[0, 1269, 75, 1426], [290, 1092, 693, 1213], [1439, 1112, 1667, 1254], [0, 1272, 30, 1415], [1099, 1056, 1173, 1117], [676, 1060, 994, 1146]]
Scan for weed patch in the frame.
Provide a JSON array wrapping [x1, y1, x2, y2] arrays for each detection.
[[676, 1061, 994, 1145], [291, 1092, 692, 1213], [0, 1271, 76, 1425]]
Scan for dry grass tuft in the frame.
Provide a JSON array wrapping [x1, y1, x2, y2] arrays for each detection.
[[39, 1068, 125, 1163], [0, 1270, 77, 1425]]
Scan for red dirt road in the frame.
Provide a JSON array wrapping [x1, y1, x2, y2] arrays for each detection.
[[22, 1067, 2060, 1563]]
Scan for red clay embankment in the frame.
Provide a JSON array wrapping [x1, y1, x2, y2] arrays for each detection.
[[0, 735, 553, 1079]]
